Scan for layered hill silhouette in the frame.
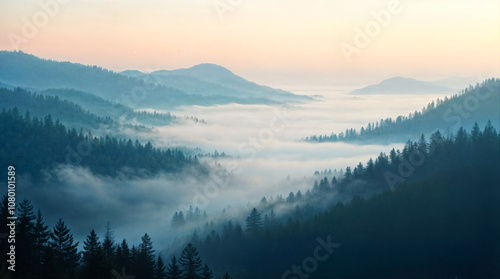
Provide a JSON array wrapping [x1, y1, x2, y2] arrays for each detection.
[[350, 77, 455, 95], [0, 51, 309, 109], [122, 63, 307, 103], [0, 87, 181, 131]]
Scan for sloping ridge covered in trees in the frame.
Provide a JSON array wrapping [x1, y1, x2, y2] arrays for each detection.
[[0, 87, 115, 129], [306, 78, 499, 144], [0, 108, 204, 180], [187, 123, 500, 278], [0, 87, 180, 128], [1, 121, 498, 278]]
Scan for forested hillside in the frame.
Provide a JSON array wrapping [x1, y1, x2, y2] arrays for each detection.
[[4, 121, 496, 279], [0, 87, 182, 127], [0, 109, 204, 180], [41, 88, 188, 126], [188, 123, 500, 278], [0, 87, 115, 129], [306, 78, 499, 144]]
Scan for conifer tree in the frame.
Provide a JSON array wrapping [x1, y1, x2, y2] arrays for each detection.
[[82, 231, 109, 279], [179, 243, 203, 279], [102, 222, 115, 263], [17, 199, 36, 278], [245, 208, 263, 235], [33, 209, 50, 263], [201, 264, 214, 279], [49, 218, 80, 278], [115, 239, 132, 271], [82, 229, 100, 264], [166, 256, 182, 279], [470, 122, 482, 143], [155, 255, 167, 279], [136, 233, 156, 279], [344, 166, 352, 181], [130, 245, 139, 276]]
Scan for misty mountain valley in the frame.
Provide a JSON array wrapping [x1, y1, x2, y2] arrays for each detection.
[[0, 2, 499, 278], [0, 50, 498, 279]]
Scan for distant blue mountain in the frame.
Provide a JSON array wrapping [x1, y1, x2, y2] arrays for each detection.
[[0, 51, 308, 109], [351, 77, 455, 95], [121, 63, 310, 103]]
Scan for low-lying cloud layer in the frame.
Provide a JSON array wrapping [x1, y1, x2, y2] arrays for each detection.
[[20, 90, 447, 250]]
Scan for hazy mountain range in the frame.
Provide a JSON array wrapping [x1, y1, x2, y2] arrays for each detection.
[[0, 51, 310, 109], [350, 76, 480, 95], [1, 51, 499, 279], [121, 63, 304, 102]]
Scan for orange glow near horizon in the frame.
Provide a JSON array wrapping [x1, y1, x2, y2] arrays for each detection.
[[0, 0, 498, 86]]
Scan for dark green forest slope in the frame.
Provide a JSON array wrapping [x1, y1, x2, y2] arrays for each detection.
[[0, 198, 233, 279], [1, 113, 498, 278], [192, 123, 500, 278], [0, 87, 179, 128], [40, 88, 180, 126], [0, 109, 204, 180], [0, 87, 114, 129]]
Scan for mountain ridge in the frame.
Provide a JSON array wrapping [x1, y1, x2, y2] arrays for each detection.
[[0, 51, 308, 108], [121, 62, 310, 102], [308, 78, 500, 144], [351, 76, 455, 95]]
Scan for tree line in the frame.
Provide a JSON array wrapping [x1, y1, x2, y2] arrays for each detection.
[[0, 108, 205, 180], [0, 87, 114, 129], [187, 122, 499, 278], [0, 198, 234, 279], [306, 78, 499, 143], [39, 88, 181, 127]]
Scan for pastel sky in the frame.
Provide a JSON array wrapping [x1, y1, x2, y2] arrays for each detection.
[[0, 0, 498, 87]]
